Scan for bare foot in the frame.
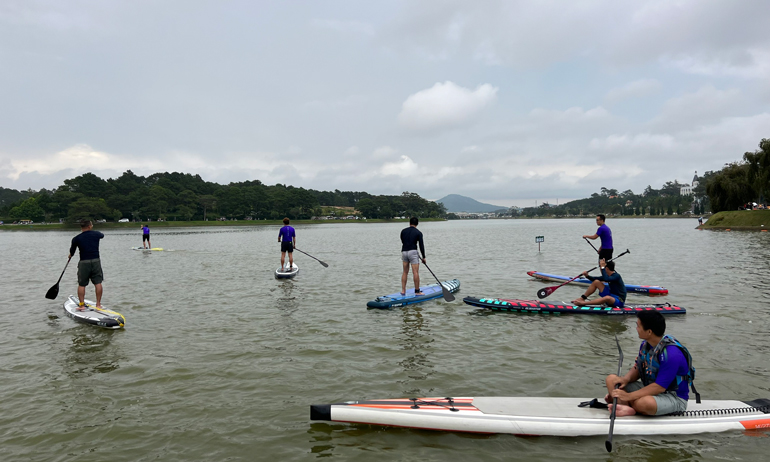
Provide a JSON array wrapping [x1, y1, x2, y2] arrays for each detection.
[[96, 304, 103, 309], [415, 292, 425, 295], [609, 403, 636, 417], [400, 292, 406, 296]]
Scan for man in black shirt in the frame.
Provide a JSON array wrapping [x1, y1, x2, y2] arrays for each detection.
[[400, 217, 426, 295], [68, 219, 105, 309]]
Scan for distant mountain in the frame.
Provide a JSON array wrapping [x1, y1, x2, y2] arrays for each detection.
[[436, 194, 508, 213]]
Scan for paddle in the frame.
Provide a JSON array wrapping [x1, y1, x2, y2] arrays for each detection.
[[45, 256, 71, 300], [536, 249, 630, 299], [293, 247, 329, 268], [606, 334, 624, 452], [421, 261, 455, 302], [584, 237, 599, 254]]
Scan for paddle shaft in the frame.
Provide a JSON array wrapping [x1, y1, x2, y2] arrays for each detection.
[[544, 249, 630, 294], [293, 247, 329, 267], [584, 237, 599, 254], [606, 335, 624, 452], [421, 260, 455, 302], [45, 256, 71, 299]]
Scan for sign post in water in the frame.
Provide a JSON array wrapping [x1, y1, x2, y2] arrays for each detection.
[[536, 235, 544, 252]]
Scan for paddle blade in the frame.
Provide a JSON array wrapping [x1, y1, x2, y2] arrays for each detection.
[[319, 260, 329, 268], [537, 287, 553, 299], [605, 440, 613, 452], [45, 284, 59, 300], [441, 285, 455, 302]]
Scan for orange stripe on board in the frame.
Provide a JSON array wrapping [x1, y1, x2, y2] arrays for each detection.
[[741, 418, 770, 430]]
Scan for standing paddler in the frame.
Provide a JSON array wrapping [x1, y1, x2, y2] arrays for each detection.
[[400, 217, 426, 296], [278, 217, 296, 272], [68, 219, 105, 310], [141, 223, 151, 249], [583, 214, 613, 261]]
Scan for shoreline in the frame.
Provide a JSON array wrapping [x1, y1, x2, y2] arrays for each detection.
[[0, 218, 445, 231], [697, 210, 770, 231]]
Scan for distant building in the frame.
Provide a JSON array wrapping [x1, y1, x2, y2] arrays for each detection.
[[680, 171, 699, 196]]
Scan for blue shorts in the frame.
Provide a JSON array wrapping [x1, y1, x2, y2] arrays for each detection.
[[599, 285, 625, 308]]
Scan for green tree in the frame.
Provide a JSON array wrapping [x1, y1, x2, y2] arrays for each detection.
[[9, 197, 45, 221]]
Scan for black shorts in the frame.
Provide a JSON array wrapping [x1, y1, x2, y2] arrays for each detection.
[[143, 234, 150, 242], [281, 241, 293, 253], [599, 248, 613, 261]]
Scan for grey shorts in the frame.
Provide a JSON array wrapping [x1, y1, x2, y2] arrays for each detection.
[[401, 250, 421, 265], [624, 381, 687, 415], [77, 258, 104, 287]]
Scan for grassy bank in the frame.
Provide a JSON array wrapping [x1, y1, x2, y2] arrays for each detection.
[[699, 210, 770, 230], [0, 218, 445, 231]]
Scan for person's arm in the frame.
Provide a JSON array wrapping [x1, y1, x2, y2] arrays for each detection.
[[278, 229, 281, 242], [69, 237, 77, 258], [612, 382, 666, 402], [418, 232, 426, 259], [583, 233, 598, 239], [292, 229, 296, 246]]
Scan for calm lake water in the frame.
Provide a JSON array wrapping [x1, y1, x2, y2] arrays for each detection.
[[1, 219, 768, 461]]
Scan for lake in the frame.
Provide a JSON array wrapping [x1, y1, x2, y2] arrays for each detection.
[[1, 218, 768, 461]]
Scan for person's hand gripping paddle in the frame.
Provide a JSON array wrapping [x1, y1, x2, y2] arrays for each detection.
[[536, 249, 630, 299]]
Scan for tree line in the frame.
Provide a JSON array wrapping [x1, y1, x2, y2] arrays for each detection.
[[703, 138, 769, 212], [0, 171, 446, 223]]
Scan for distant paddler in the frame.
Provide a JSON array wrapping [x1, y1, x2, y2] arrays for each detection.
[[604, 310, 699, 416], [141, 223, 151, 249], [68, 219, 105, 310], [583, 214, 613, 261], [571, 259, 626, 308], [278, 217, 296, 271]]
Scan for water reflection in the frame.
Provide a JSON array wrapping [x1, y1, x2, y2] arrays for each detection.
[[396, 306, 435, 396], [65, 331, 122, 378]]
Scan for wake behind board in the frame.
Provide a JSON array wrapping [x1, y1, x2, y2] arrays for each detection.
[[463, 297, 686, 315], [528, 271, 668, 296], [367, 279, 460, 309], [275, 263, 299, 279], [63, 295, 125, 329], [310, 396, 770, 436]]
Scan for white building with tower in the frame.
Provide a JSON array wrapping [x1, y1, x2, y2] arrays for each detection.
[[680, 172, 699, 196]]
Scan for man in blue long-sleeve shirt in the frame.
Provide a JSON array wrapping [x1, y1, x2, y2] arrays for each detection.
[[68, 219, 105, 309], [571, 259, 626, 307]]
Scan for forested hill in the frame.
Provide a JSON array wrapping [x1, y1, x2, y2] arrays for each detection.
[[0, 171, 445, 222]]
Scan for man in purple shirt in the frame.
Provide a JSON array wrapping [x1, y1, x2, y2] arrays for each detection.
[[604, 311, 693, 416], [278, 217, 296, 272], [583, 214, 613, 261]]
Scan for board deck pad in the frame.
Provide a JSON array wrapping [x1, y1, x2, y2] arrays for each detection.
[[367, 279, 460, 308]]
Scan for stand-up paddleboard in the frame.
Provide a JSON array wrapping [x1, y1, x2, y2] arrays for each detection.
[[463, 297, 686, 315], [311, 396, 770, 436], [528, 271, 668, 296], [275, 262, 299, 279], [367, 279, 460, 309], [131, 247, 164, 251], [63, 295, 125, 329]]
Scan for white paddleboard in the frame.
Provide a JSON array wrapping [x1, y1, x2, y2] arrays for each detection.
[[275, 263, 299, 279], [63, 295, 125, 329]]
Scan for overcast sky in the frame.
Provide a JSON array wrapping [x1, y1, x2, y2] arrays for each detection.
[[1, 1, 769, 207]]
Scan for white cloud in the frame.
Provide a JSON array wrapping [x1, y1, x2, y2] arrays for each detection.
[[380, 155, 419, 177], [397, 81, 498, 132], [371, 146, 398, 159], [649, 85, 743, 131], [604, 79, 662, 104]]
